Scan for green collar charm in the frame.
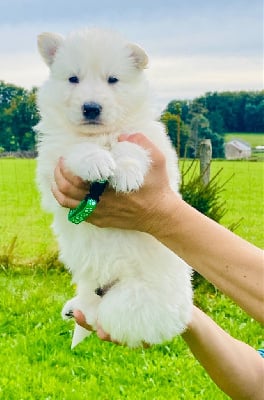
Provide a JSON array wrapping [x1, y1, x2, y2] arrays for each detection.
[[68, 180, 107, 224]]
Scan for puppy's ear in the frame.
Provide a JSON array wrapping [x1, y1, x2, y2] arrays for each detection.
[[37, 32, 64, 66], [127, 43, 148, 69]]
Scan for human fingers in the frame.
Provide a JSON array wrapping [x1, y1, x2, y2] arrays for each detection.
[[73, 309, 149, 347], [58, 158, 89, 190], [51, 181, 81, 209], [52, 159, 89, 208], [97, 326, 148, 347], [73, 310, 119, 344], [73, 310, 94, 331], [96, 326, 114, 342]]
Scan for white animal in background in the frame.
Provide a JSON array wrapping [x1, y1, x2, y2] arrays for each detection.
[[36, 28, 193, 348]]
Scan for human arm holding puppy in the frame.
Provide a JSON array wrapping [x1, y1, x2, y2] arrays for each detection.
[[52, 133, 264, 399], [52, 133, 264, 324]]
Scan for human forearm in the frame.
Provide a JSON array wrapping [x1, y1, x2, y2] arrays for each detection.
[[148, 194, 264, 323], [182, 307, 264, 399]]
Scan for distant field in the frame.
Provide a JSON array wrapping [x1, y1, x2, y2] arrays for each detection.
[[224, 132, 264, 147], [0, 158, 263, 263]]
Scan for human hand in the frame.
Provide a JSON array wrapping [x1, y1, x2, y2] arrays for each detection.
[[73, 309, 150, 347], [73, 310, 118, 343], [52, 133, 178, 233], [52, 159, 90, 210]]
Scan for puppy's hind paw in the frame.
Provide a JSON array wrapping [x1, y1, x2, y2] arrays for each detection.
[[62, 298, 77, 320], [63, 309, 74, 319]]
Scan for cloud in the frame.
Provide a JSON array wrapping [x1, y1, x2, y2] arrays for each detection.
[[0, 52, 48, 89], [146, 53, 262, 110], [0, 0, 262, 107]]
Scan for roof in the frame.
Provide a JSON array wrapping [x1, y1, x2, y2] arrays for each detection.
[[226, 139, 251, 151]]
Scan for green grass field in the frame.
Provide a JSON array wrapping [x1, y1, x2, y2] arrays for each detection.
[[0, 159, 55, 263], [180, 159, 264, 248], [0, 158, 263, 262], [0, 158, 263, 399], [212, 161, 264, 247]]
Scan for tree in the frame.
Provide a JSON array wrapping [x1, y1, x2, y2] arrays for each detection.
[[0, 82, 24, 150], [202, 91, 264, 133], [166, 100, 190, 123], [189, 114, 210, 157], [160, 111, 190, 157], [188, 114, 224, 158], [163, 90, 264, 158], [0, 81, 39, 151], [244, 97, 264, 132]]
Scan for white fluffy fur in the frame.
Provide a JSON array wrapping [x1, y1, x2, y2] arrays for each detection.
[[36, 28, 193, 348]]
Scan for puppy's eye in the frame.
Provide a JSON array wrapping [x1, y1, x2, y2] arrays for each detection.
[[68, 76, 79, 84], [108, 76, 119, 84]]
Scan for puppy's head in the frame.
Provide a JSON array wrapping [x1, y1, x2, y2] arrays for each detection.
[[37, 28, 150, 135]]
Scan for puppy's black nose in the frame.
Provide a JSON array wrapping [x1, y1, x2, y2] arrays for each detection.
[[82, 102, 102, 120]]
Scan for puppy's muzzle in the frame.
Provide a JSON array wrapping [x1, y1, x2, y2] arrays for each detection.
[[82, 102, 102, 122]]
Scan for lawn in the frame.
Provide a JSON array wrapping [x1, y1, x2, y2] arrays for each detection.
[[181, 159, 264, 248], [1, 267, 262, 400], [0, 158, 263, 261], [0, 158, 263, 399], [0, 158, 55, 263], [211, 161, 264, 247]]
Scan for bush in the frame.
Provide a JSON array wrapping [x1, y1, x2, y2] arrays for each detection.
[[181, 162, 228, 222], [180, 162, 232, 287]]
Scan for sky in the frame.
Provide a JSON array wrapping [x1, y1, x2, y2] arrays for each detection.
[[0, 0, 263, 110]]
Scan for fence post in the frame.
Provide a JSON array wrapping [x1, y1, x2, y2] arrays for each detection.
[[200, 139, 212, 185]]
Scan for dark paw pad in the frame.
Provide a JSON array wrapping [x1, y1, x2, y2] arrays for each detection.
[[64, 310, 74, 318]]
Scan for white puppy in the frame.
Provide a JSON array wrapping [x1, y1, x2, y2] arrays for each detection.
[[36, 28, 193, 348]]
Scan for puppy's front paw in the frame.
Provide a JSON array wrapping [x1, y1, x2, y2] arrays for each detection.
[[65, 143, 116, 182], [109, 142, 151, 192]]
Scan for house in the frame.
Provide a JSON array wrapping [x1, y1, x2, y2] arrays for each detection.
[[225, 139, 251, 160]]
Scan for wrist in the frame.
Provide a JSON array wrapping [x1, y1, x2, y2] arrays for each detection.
[[181, 306, 199, 338], [146, 192, 187, 243]]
